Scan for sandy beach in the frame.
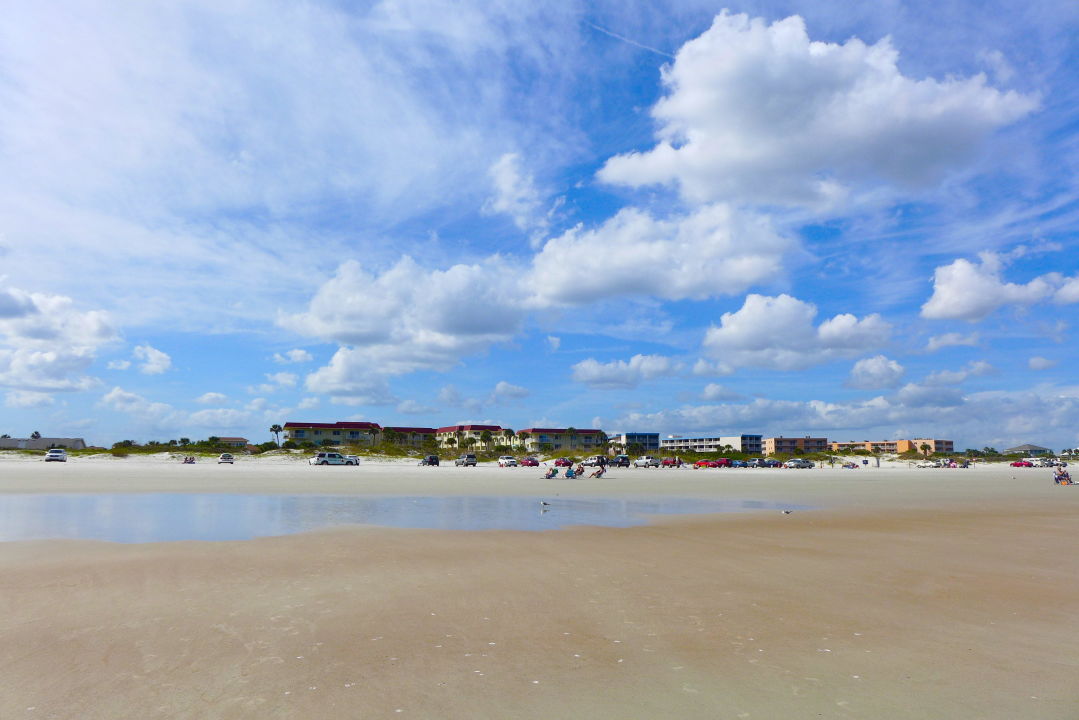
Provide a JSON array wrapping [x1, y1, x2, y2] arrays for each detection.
[[1, 457, 1077, 718]]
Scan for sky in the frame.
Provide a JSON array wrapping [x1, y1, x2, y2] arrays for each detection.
[[2, 0, 1078, 451]]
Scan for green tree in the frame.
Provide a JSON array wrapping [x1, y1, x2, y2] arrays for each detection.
[[502, 428, 515, 446], [179, 437, 191, 446], [480, 430, 493, 451], [383, 428, 400, 445], [445, 437, 457, 450], [0, 434, 10, 439], [920, 442, 931, 459], [463, 437, 477, 450], [30, 431, 41, 440], [270, 424, 283, 445]]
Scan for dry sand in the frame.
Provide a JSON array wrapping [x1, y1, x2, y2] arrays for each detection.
[[1, 457, 1077, 718]]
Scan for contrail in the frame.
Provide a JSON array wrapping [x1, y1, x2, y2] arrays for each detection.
[[587, 22, 675, 59]]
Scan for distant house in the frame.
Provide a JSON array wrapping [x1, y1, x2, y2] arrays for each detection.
[[607, 432, 660, 453], [830, 438, 954, 455], [514, 428, 604, 453], [1004, 443, 1052, 456], [763, 436, 829, 456], [661, 434, 763, 455], [216, 437, 249, 448], [381, 427, 437, 447], [435, 425, 504, 451], [0, 437, 87, 451]]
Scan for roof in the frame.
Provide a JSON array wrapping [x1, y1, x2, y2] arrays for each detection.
[[435, 425, 503, 433], [283, 421, 382, 430], [1004, 443, 1051, 453], [216, 437, 248, 442], [517, 428, 603, 435], [383, 427, 437, 434]]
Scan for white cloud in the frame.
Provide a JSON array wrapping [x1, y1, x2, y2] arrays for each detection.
[[926, 332, 980, 352], [273, 349, 313, 364], [0, 287, 116, 393], [187, 408, 251, 428], [921, 253, 1057, 321], [107, 360, 131, 370], [5, 390, 55, 408], [248, 371, 298, 395], [283, 257, 525, 379], [1029, 356, 1057, 370], [100, 386, 181, 430], [701, 383, 743, 401], [692, 358, 734, 377], [546, 336, 561, 352], [702, 294, 891, 371], [924, 361, 994, 386], [483, 153, 547, 237], [196, 392, 228, 404], [599, 12, 1037, 207], [491, 380, 529, 401], [396, 399, 436, 415], [847, 355, 905, 389], [297, 396, 320, 410], [530, 204, 792, 305], [303, 349, 397, 405], [133, 344, 172, 375], [571, 354, 681, 389]]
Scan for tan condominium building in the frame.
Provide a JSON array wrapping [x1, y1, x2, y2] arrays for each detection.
[[829, 438, 955, 454], [763, 436, 829, 456], [515, 428, 605, 453], [381, 426, 437, 447], [282, 421, 381, 445], [435, 425, 510, 451]]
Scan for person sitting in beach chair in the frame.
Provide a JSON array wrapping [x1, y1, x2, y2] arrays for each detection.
[[589, 465, 605, 479], [565, 467, 576, 479], [575, 463, 586, 477], [1054, 466, 1072, 485], [544, 467, 558, 479]]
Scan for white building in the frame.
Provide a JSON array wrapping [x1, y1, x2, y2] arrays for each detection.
[[660, 434, 762, 454]]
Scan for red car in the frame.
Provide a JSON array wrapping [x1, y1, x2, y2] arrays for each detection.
[[553, 458, 572, 467], [519, 457, 539, 467], [694, 459, 719, 468], [661, 457, 683, 467], [714, 458, 733, 467], [1010, 460, 1033, 467]]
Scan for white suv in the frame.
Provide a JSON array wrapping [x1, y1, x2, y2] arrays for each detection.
[[497, 456, 517, 467], [44, 449, 67, 462], [308, 452, 358, 466], [633, 456, 660, 468]]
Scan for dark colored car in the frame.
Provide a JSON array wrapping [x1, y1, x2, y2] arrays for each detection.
[[553, 458, 572, 467], [714, 458, 732, 467], [419, 455, 439, 466], [730, 460, 748, 468], [753, 458, 782, 468], [608, 455, 630, 467], [519, 457, 539, 467]]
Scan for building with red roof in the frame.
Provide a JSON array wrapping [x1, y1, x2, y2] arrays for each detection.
[[515, 428, 605, 453], [282, 421, 382, 445]]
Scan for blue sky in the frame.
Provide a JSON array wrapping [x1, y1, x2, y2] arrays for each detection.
[[2, 0, 1078, 450]]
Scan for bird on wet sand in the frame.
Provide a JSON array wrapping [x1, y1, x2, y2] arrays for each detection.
[[781, 510, 793, 515]]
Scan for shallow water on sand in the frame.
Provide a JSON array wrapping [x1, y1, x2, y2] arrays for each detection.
[[0, 494, 807, 542]]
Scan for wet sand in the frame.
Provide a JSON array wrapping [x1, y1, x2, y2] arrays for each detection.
[[1, 458, 1077, 718]]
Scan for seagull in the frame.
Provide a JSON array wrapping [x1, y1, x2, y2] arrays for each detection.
[[781, 510, 793, 515], [540, 501, 551, 507]]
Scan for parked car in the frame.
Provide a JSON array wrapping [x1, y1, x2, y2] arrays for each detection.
[[915, 460, 940, 468], [497, 455, 518, 467], [455, 454, 478, 467], [661, 457, 683, 467], [553, 458, 573, 467], [43, 449, 67, 462], [784, 458, 814, 469], [218, 453, 235, 464], [730, 460, 749, 468], [694, 459, 719, 468], [419, 455, 439, 466], [714, 458, 733, 467], [308, 452, 357, 466], [608, 455, 631, 467], [581, 455, 607, 467], [1009, 460, 1033, 467], [519, 457, 539, 467], [633, 456, 660, 468]]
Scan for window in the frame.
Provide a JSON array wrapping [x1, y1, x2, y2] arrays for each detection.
[[349, 431, 359, 438], [314, 430, 322, 435], [294, 430, 306, 438], [333, 430, 341, 436]]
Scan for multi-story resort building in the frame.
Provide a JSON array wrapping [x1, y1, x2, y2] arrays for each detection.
[[282, 421, 382, 445], [660, 434, 763, 455], [606, 432, 660, 453], [435, 424, 508, 451], [514, 428, 605, 453], [829, 438, 955, 454], [763, 436, 830, 456], [381, 427, 437, 447]]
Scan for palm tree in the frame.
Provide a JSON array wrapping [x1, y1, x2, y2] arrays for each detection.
[[517, 431, 530, 453], [502, 428, 515, 447], [30, 431, 41, 440], [480, 430, 493, 451], [383, 428, 399, 445], [920, 442, 931, 459], [566, 426, 577, 451], [270, 424, 283, 445]]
